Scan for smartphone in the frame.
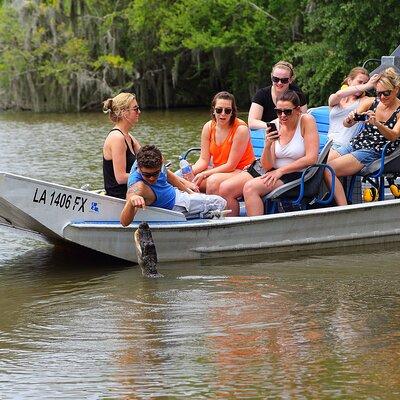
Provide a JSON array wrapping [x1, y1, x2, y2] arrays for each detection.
[[267, 122, 277, 132], [354, 113, 368, 121]]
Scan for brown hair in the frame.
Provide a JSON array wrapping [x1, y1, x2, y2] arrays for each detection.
[[341, 67, 369, 86], [211, 91, 237, 124], [272, 61, 295, 79], [137, 145, 163, 169], [276, 90, 301, 107], [102, 92, 136, 123]]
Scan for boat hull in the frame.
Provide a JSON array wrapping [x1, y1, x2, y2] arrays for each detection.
[[64, 202, 400, 262], [1, 172, 400, 263]]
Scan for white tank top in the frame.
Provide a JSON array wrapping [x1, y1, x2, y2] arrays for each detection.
[[273, 115, 305, 169], [328, 99, 362, 146]]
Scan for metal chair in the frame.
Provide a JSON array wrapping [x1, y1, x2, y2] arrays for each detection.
[[347, 143, 400, 202]]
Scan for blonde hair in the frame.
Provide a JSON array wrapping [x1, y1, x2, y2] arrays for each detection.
[[102, 92, 136, 123], [378, 67, 400, 90], [342, 67, 369, 86], [272, 60, 295, 79]]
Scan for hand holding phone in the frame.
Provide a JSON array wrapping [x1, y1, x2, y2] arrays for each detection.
[[353, 112, 368, 122], [266, 122, 279, 141]]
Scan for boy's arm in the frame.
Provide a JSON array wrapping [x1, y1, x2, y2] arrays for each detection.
[[120, 184, 146, 226], [166, 169, 199, 193]]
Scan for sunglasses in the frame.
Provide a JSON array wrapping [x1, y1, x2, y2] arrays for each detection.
[[271, 76, 290, 84], [376, 90, 392, 98], [274, 107, 296, 116], [129, 105, 140, 112], [139, 169, 161, 178], [214, 107, 233, 115]]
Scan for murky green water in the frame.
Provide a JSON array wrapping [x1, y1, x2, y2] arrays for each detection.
[[0, 111, 399, 399]]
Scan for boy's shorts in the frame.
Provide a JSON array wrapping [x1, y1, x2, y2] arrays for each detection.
[[173, 189, 227, 215]]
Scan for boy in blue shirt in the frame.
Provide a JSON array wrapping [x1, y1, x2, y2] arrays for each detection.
[[120, 145, 226, 226]]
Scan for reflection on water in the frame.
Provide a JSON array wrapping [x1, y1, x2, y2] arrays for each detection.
[[0, 112, 400, 398], [0, 244, 400, 398]]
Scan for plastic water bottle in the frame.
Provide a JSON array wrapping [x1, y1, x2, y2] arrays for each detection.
[[179, 159, 194, 182]]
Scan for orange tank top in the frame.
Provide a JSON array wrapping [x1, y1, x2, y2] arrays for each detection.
[[209, 118, 255, 169]]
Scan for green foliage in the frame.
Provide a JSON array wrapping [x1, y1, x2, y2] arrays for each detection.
[[285, 0, 400, 105], [0, 0, 399, 110], [93, 55, 132, 73]]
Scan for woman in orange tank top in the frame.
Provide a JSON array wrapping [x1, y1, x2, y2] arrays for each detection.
[[191, 91, 255, 194]]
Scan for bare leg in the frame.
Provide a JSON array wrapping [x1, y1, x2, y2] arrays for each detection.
[[327, 149, 341, 162], [205, 171, 241, 195], [325, 154, 363, 206], [219, 172, 253, 216], [243, 177, 283, 216]]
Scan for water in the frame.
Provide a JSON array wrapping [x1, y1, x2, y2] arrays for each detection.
[[0, 111, 400, 399]]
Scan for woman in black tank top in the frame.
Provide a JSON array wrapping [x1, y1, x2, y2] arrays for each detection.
[[102, 92, 142, 199]]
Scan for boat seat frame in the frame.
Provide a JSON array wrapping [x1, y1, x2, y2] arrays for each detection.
[[262, 140, 335, 214], [347, 142, 400, 202]]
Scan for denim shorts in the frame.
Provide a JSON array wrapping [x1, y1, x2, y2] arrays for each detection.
[[335, 143, 381, 165], [331, 142, 343, 152]]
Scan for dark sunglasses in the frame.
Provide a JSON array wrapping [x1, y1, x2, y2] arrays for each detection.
[[274, 107, 296, 116], [271, 76, 290, 84], [376, 90, 392, 98], [129, 105, 140, 112], [214, 107, 233, 115], [139, 169, 161, 178]]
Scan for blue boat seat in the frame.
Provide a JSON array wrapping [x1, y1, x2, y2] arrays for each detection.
[[307, 106, 330, 150], [263, 140, 335, 214]]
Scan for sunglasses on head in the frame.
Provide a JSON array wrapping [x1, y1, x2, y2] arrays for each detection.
[[274, 107, 296, 116], [139, 169, 161, 178], [129, 105, 140, 112], [214, 107, 233, 115], [272, 76, 290, 84], [376, 90, 392, 98]]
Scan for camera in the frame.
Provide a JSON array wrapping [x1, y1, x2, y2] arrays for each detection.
[[353, 113, 368, 121]]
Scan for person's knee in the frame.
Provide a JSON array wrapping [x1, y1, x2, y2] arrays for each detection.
[[243, 180, 256, 197], [218, 180, 230, 198], [205, 175, 220, 194]]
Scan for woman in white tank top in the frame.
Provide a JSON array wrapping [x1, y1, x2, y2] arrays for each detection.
[[243, 90, 319, 216]]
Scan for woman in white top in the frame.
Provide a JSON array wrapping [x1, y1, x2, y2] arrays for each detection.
[[219, 91, 319, 216], [328, 67, 379, 158]]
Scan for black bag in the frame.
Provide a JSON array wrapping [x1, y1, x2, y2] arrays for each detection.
[[246, 159, 266, 178]]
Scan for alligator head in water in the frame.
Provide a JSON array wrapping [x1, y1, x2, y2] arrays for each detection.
[[134, 222, 163, 278]]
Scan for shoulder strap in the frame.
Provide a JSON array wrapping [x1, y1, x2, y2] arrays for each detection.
[[227, 118, 242, 143], [109, 128, 124, 135], [128, 136, 135, 152], [371, 98, 379, 111], [210, 120, 217, 143], [109, 128, 136, 153]]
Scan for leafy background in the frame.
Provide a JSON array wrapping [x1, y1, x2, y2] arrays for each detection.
[[0, 0, 398, 111]]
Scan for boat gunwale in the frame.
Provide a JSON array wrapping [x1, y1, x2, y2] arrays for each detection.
[[65, 197, 400, 231]]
